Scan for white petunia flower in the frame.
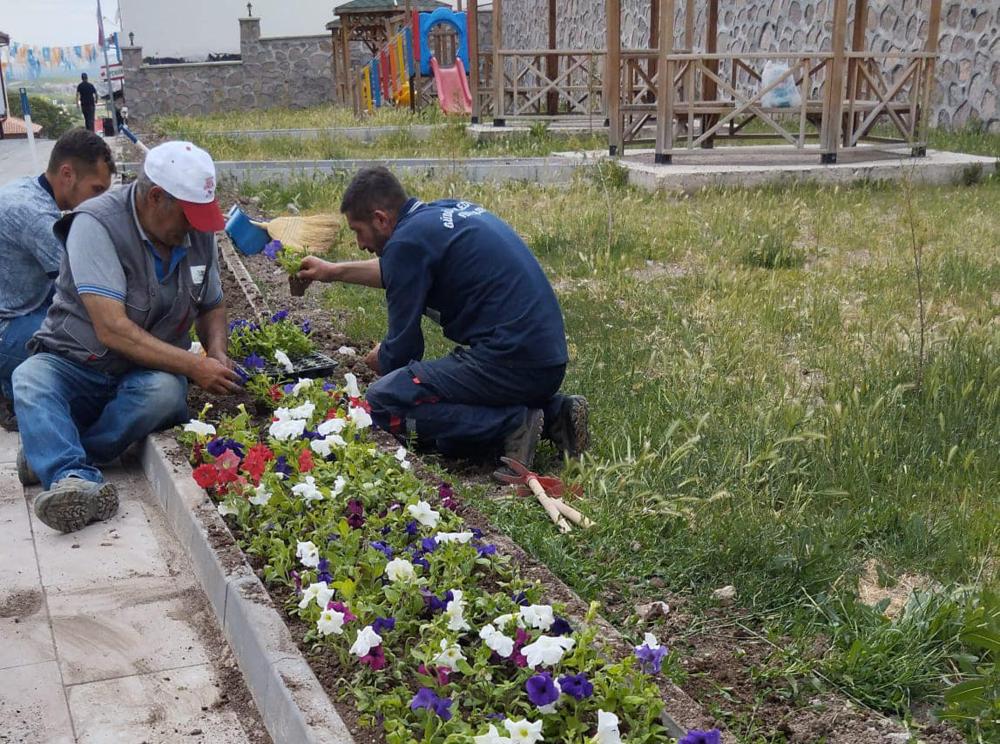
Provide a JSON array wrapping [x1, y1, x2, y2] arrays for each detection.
[[183, 420, 216, 437], [395, 446, 411, 470], [344, 372, 361, 398], [479, 623, 515, 658], [298, 582, 334, 610], [384, 558, 416, 583], [274, 349, 294, 373], [296, 540, 320, 568], [445, 589, 470, 632], [338, 346, 357, 356], [217, 500, 238, 517], [287, 401, 316, 421], [292, 476, 324, 502], [249, 483, 272, 506], [331, 475, 347, 497], [349, 625, 382, 657], [521, 635, 575, 669], [434, 531, 475, 545], [519, 604, 555, 631], [317, 608, 346, 636], [349, 404, 372, 429], [432, 638, 466, 670], [407, 500, 440, 528], [268, 417, 306, 441], [503, 718, 544, 744], [643, 632, 661, 649], [291, 378, 313, 395], [595, 710, 622, 744], [493, 613, 516, 630], [474, 725, 513, 744], [310, 434, 346, 457], [317, 417, 347, 436]]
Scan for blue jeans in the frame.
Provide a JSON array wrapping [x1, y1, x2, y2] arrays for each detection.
[[365, 347, 566, 455], [0, 306, 49, 399], [12, 353, 189, 489]]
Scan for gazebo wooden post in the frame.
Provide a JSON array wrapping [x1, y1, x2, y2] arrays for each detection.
[[820, 0, 849, 163], [684, 0, 695, 49], [700, 0, 718, 148], [606, 0, 622, 155], [547, 0, 558, 115], [916, 0, 943, 156], [492, 0, 504, 126], [845, 0, 867, 145], [469, 0, 480, 122], [342, 21, 354, 112], [654, 0, 676, 163], [648, 0, 658, 98]]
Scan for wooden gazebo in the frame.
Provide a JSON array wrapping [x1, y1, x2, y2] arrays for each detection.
[[327, 0, 448, 109], [607, 0, 944, 163], [0, 31, 10, 139]]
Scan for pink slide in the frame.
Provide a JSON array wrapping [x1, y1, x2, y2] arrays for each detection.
[[431, 56, 473, 115]]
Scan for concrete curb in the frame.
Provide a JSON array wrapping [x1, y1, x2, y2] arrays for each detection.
[[119, 156, 587, 185], [131, 125, 444, 142], [140, 434, 355, 744]]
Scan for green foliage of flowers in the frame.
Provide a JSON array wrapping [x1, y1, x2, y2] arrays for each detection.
[[228, 312, 313, 363], [181, 374, 678, 743]]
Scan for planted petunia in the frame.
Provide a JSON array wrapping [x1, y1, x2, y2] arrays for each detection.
[[525, 671, 561, 713], [271, 310, 289, 323], [274, 349, 294, 374], [350, 625, 383, 657], [192, 463, 218, 489], [217, 500, 239, 517], [445, 589, 471, 632], [311, 434, 346, 457], [348, 404, 372, 429], [550, 616, 573, 636], [183, 420, 216, 437], [479, 623, 515, 658], [407, 500, 440, 529], [346, 499, 365, 529], [503, 718, 544, 744], [291, 377, 313, 395], [432, 638, 466, 671], [317, 417, 347, 436], [243, 352, 266, 370], [634, 632, 668, 674], [328, 601, 356, 623], [292, 475, 324, 502], [409, 688, 452, 721], [359, 644, 386, 670], [297, 448, 315, 473], [344, 372, 361, 398], [522, 635, 575, 669], [395, 446, 411, 470], [595, 710, 622, 744], [268, 417, 306, 441], [519, 605, 555, 631], [249, 483, 272, 506], [474, 724, 513, 744], [263, 239, 282, 260], [435, 531, 475, 544], [296, 540, 320, 568], [558, 673, 594, 701], [370, 540, 394, 559], [385, 558, 416, 583], [207, 437, 245, 459], [372, 616, 396, 634], [298, 581, 335, 610], [274, 456, 292, 479], [316, 607, 347, 636], [678, 730, 722, 744]]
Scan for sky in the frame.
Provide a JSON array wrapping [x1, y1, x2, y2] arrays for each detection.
[[2, 0, 121, 47]]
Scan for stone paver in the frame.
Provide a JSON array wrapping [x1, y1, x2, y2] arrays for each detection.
[[0, 138, 56, 187], [0, 432, 256, 744]]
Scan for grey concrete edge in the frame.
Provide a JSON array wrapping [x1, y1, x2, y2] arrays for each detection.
[[140, 433, 355, 744], [118, 156, 590, 185]]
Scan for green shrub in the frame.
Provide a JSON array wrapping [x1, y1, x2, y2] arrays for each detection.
[[8, 94, 78, 138]]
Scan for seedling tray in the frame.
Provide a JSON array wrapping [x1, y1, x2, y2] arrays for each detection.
[[236, 351, 339, 381]]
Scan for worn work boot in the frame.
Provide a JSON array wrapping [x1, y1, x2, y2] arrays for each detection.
[[17, 447, 39, 487], [0, 397, 17, 432], [34, 478, 119, 534], [546, 395, 590, 459], [493, 409, 544, 482]]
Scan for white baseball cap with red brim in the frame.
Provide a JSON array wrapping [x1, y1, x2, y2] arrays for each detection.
[[143, 141, 226, 233]]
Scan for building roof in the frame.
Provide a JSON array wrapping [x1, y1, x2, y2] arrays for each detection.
[[0, 30, 10, 45], [1, 117, 44, 136], [333, 0, 447, 16]]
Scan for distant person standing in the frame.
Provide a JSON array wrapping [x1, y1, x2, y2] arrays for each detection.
[[76, 73, 98, 132]]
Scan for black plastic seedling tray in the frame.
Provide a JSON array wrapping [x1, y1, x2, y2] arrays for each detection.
[[236, 351, 339, 381]]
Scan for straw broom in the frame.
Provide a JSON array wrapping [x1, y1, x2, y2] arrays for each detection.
[[251, 214, 342, 254]]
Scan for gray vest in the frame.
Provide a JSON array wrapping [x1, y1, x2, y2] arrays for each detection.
[[32, 183, 217, 376]]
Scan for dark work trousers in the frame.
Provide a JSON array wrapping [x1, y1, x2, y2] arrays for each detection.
[[365, 346, 566, 456], [82, 105, 95, 132]]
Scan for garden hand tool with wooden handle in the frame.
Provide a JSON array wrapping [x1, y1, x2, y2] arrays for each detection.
[[496, 458, 594, 531]]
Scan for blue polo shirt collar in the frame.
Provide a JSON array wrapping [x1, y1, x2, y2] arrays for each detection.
[[130, 187, 189, 283]]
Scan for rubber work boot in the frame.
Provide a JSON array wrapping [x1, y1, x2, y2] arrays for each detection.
[[17, 447, 39, 487], [547, 395, 590, 459], [493, 409, 544, 483], [34, 478, 119, 534]]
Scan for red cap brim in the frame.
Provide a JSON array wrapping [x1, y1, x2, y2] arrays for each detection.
[[180, 199, 226, 233]]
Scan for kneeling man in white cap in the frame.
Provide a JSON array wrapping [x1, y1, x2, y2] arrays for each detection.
[[13, 141, 243, 533]]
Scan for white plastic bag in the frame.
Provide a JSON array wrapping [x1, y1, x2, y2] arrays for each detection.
[[760, 61, 801, 108]]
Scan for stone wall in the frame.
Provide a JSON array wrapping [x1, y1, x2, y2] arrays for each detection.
[[501, 1, 1000, 130], [122, 16, 334, 122]]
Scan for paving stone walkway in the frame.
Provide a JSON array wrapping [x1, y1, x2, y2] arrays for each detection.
[[0, 138, 56, 188], [0, 428, 262, 744]]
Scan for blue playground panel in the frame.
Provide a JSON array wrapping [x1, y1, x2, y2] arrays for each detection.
[[418, 9, 468, 77]]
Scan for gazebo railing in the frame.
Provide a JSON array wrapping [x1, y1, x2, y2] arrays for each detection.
[[479, 49, 605, 121]]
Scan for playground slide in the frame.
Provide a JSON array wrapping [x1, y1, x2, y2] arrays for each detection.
[[431, 56, 472, 115]]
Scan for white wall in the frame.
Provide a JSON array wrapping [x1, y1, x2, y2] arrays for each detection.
[[118, 0, 336, 59]]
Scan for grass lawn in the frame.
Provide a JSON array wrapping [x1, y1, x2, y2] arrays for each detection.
[[236, 131, 1000, 740]]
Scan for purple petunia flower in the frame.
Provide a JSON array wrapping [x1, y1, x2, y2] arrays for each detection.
[[550, 616, 573, 636], [476, 543, 497, 557], [207, 438, 245, 459], [270, 309, 289, 323], [346, 499, 365, 529], [317, 558, 333, 584], [300, 428, 323, 441], [678, 730, 721, 744], [635, 640, 669, 674], [235, 366, 250, 386], [405, 520, 420, 536], [274, 456, 293, 478], [263, 239, 283, 260], [322, 381, 336, 392], [243, 352, 266, 370], [471, 528, 483, 540], [410, 688, 452, 721], [372, 616, 396, 634], [525, 672, 560, 707], [228, 318, 250, 332], [301, 319, 312, 334], [486, 713, 506, 721], [513, 591, 530, 606], [421, 589, 453, 613], [290, 570, 302, 595], [283, 383, 295, 394], [369, 540, 393, 559], [558, 673, 593, 701], [420, 537, 438, 553], [412, 556, 430, 571]]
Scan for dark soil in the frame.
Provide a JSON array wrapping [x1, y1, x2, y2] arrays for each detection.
[[0, 589, 43, 619]]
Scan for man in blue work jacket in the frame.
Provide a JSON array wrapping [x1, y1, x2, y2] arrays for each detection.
[[297, 167, 588, 479]]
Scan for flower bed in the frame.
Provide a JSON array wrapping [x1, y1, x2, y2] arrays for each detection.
[[178, 364, 721, 743]]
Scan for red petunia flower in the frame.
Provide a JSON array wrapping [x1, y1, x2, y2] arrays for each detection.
[[298, 448, 314, 473], [192, 463, 218, 489]]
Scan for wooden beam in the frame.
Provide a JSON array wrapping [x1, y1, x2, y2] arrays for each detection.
[[846, 0, 867, 143], [654, 0, 676, 162], [820, 0, 850, 162], [701, 0, 718, 147], [917, 0, 943, 154], [684, 0, 695, 50], [492, 0, 504, 126], [547, 0, 558, 115], [606, 0, 622, 155], [341, 21, 353, 113], [469, 0, 479, 122]]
